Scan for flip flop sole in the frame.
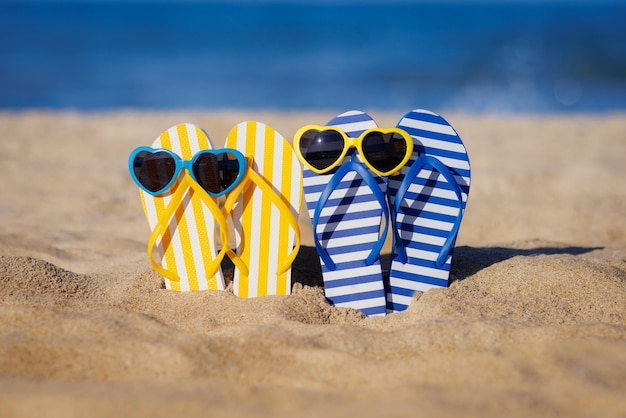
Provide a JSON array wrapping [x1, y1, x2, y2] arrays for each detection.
[[225, 121, 302, 297], [387, 110, 471, 311], [302, 111, 388, 317], [139, 123, 225, 291]]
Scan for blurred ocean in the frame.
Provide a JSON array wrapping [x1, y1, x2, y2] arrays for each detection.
[[1, 0, 625, 113]]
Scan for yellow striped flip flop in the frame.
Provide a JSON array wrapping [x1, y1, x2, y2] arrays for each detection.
[[134, 123, 227, 291], [224, 121, 303, 297]]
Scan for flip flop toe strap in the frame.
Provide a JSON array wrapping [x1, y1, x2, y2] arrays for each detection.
[[147, 174, 230, 283], [313, 156, 389, 271], [394, 155, 464, 269], [223, 161, 301, 278]]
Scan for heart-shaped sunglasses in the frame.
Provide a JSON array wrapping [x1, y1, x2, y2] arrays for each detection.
[[128, 147, 246, 196], [293, 125, 413, 177]]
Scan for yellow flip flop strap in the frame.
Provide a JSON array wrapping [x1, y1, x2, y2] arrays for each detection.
[[147, 173, 229, 283], [223, 159, 301, 278]]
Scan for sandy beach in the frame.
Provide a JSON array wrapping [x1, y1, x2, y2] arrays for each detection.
[[0, 110, 625, 417]]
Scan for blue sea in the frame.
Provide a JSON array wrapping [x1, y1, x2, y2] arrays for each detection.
[[1, 0, 625, 113]]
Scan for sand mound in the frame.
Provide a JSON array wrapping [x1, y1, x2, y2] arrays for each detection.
[[1, 243, 624, 394], [412, 245, 626, 326]]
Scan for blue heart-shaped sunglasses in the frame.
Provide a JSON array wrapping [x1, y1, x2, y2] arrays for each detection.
[[128, 146, 247, 197]]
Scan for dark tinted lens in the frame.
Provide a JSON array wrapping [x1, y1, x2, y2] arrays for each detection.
[[299, 129, 345, 171], [361, 132, 408, 173], [192, 152, 241, 194], [133, 150, 177, 193]]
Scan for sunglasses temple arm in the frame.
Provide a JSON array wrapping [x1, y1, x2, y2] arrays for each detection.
[[147, 174, 229, 283], [395, 155, 465, 268]]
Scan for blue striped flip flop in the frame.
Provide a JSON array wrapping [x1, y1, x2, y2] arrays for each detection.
[[300, 111, 388, 316], [386, 109, 471, 312]]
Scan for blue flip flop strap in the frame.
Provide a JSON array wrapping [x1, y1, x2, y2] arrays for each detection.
[[312, 156, 389, 271], [394, 155, 464, 269]]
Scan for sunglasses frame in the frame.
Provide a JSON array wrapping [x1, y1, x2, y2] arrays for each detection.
[[293, 125, 414, 177], [129, 146, 247, 197]]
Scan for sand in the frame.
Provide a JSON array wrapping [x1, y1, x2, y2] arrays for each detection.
[[0, 110, 625, 417]]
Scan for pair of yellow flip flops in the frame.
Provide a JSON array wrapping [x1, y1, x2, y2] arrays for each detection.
[[130, 122, 302, 297]]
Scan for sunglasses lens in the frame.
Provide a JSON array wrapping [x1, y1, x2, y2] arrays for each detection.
[[133, 150, 177, 193], [192, 152, 241, 194], [361, 132, 410, 173], [299, 129, 345, 171]]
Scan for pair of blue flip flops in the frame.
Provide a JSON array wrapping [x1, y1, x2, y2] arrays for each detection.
[[301, 109, 471, 316]]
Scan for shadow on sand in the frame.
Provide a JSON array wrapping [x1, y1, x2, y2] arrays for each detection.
[[221, 245, 603, 289]]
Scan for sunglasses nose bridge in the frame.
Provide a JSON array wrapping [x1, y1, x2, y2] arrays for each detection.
[[345, 135, 362, 156], [180, 159, 195, 176]]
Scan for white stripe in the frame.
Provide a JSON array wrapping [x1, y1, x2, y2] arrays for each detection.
[[266, 128, 285, 293], [390, 263, 450, 280], [317, 199, 382, 219], [168, 126, 183, 156], [401, 117, 457, 136], [143, 191, 159, 230], [397, 230, 445, 247], [231, 126, 246, 274], [183, 196, 208, 290], [307, 188, 384, 209], [405, 182, 461, 202], [402, 155, 469, 177], [232, 192, 243, 296], [320, 264, 381, 281], [396, 214, 455, 232], [324, 280, 385, 298], [245, 124, 269, 297], [337, 110, 366, 117], [186, 124, 200, 154], [265, 204, 279, 295], [389, 278, 442, 294], [402, 247, 451, 264], [236, 125, 256, 296], [327, 180, 374, 198], [389, 277, 436, 292], [271, 132, 286, 294], [334, 298, 385, 311], [323, 249, 372, 265], [412, 135, 467, 154], [317, 216, 381, 233], [288, 153, 302, 296], [303, 174, 330, 187], [171, 190, 190, 291], [398, 200, 461, 218], [397, 170, 469, 202], [203, 203, 223, 289], [386, 293, 415, 307], [434, 155, 471, 172], [331, 120, 377, 133], [323, 232, 380, 249]]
